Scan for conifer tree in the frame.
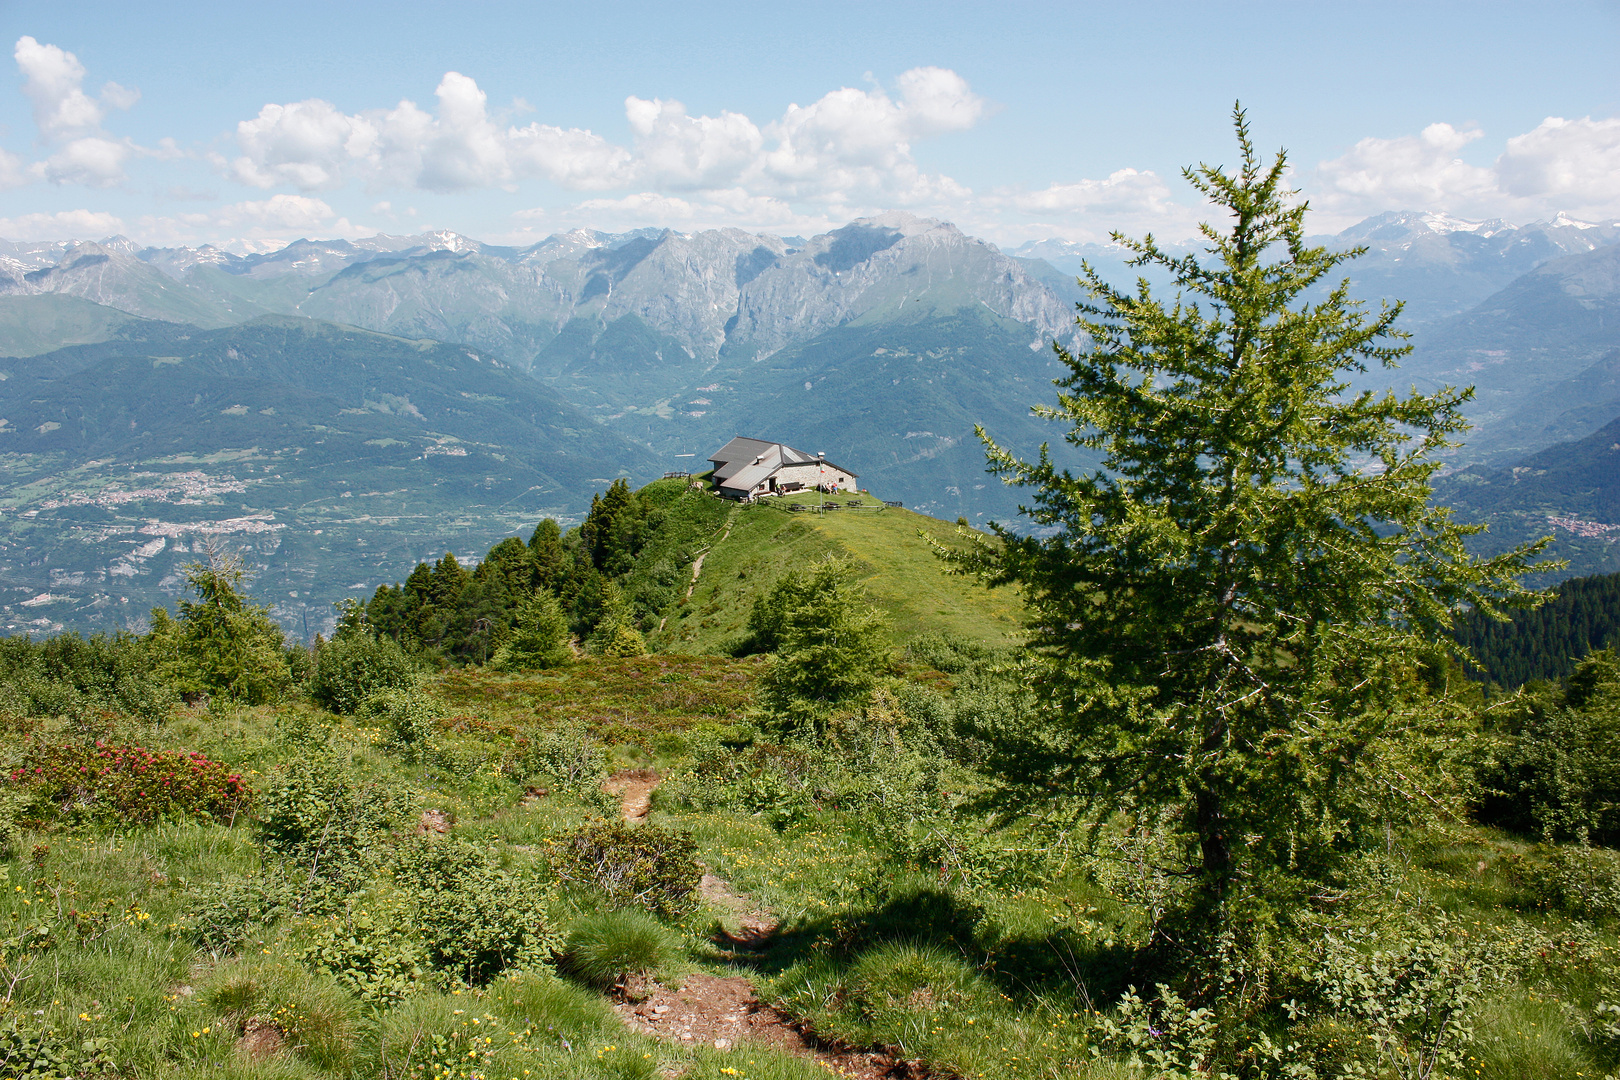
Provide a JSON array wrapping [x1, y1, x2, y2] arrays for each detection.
[[151, 550, 292, 705], [491, 591, 573, 671], [960, 108, 1549, 936], [587, 580, 646, 657], [528, 518, 567, 591], [758, 556, 890, 720]]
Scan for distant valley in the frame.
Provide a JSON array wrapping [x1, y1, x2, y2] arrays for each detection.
[[4, 208, 1620, 632]]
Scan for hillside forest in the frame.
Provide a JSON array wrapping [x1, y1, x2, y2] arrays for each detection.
[[10, 118, 1620, 1080]]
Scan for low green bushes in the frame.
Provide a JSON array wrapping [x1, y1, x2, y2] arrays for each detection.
[[554, 819, 699, 918], [511, 717, 612, 811], [357, 689, 439, 762], [395, 838, 557, 985], [254, 752, 408, 873], [1477, 650, 1620, 844], [308, 631, 417, 715], [1515, 843, 1620, 921], [0, 630, 175, 723], [0, 1019, 115, 1079]]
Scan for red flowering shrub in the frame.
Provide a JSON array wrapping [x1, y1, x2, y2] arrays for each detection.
[[6, 742, 250, 825]]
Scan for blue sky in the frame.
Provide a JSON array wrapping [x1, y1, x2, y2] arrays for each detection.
[[0, 0, 1615, 248]]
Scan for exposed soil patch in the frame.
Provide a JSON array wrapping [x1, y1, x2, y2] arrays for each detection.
[[684, 513, 736, 604], [684, 550, 710, 601], [615, 974, 924, 1079], [415, 808, 453, 835], [604, 769, 661, 821], [234, 1018, 286, 1059]]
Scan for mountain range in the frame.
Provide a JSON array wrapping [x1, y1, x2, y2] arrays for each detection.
[[1014, 211, 1620, 327], [3, 208, 1619, 632]]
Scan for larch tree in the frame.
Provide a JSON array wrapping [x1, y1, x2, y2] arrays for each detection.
[[958, 108, 1549, 940], [150, 548, 292, 706]]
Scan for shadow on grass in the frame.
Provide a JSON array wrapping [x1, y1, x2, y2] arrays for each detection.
[[710, 875, 1138, 1010]]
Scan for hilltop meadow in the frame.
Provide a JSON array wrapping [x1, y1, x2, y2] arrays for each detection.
[[1, 471, 1620, 1080]]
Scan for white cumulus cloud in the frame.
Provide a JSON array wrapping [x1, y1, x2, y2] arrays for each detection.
[[223, 66, 985, 211], [1003, 168, 1178, 216], [625, 97, 762, 190], [1311, 116, 1620, 225], [33, 135, 131, 187], [1496, 115, 1620, 214], [216, 194, 353, 230], [226, 72, 627, 194], [0, 147, 28, 190], [506, 121, 633, 190], [11, 36, 142, 187], [757, 67, 983, 203], [134, 195, 366, 247], [0, 208, 124, 240], [229, 98, 377, 190], [15, 35, 104, 137], [1314, 123, 1495, 215]]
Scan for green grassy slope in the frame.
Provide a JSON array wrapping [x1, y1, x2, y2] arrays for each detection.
[[0, 294, 165, 357], [6, 651, 1617, 1079], [644, 483, 1025, 653]]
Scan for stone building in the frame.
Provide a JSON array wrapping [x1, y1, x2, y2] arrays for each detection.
[[707, 436, 858, 500]]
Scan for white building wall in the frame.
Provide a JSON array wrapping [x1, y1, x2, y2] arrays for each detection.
[[774, 462, 857, 490]]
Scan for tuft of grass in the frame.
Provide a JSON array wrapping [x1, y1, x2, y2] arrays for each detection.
[[1467, 990, 1596, 1079], [194, 959, 364, 1073], [561, 909, 680, 991], [679, 1045, 850, 1079]]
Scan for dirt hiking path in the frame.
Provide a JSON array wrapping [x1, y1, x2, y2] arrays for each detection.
[[659, 508, 737, 632], [601, 772, 928, 1078], [603, 769, 660, 821]]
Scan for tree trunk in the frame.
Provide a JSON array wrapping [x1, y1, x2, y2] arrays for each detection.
[[1195, 711, 1233, 909]]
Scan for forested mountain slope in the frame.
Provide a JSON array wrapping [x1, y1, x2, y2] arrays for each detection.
[[1454, 568, 1620, 686]]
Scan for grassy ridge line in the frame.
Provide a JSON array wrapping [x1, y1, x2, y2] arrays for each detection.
[[650, 485, 1024, 654]]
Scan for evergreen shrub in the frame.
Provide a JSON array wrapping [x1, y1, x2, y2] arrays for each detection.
[[489, 591, 571, 671], [6, 742, 249, 825], [148, 557, 295, 706], [555, 820, 699, 918], [309, 631, 417, 714]]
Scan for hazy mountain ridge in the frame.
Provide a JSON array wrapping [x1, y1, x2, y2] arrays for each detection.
[[1013, 211, 1620, 326], [0, 241, 248, 328], [1398, 242, 1620, 463], [4, 215, 1073, 378]]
